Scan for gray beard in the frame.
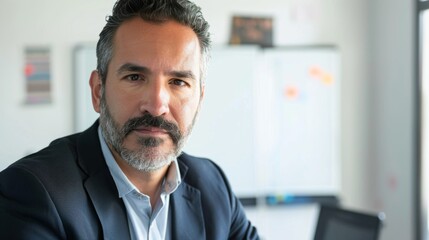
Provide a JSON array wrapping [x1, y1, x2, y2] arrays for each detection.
[[98, 93, 193, 172]]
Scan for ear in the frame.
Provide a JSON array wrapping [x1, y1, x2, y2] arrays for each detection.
[[89, 70, 102, 113], [200, 82, 205, 100]]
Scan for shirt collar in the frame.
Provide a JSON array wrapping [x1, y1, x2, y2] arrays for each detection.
[[98, 126, 181, 198], [163, 157, 181, 194]]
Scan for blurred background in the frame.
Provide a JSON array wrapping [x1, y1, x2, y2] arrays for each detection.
[[0, 0, 425, 239]]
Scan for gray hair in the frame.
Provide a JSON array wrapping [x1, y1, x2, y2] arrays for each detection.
[[96, 0, 211, 85]]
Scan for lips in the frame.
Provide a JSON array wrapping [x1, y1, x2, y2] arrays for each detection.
[[133, 126, 168, 135]]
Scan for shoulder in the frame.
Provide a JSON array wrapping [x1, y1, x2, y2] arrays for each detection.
[[2, 121, 101, 182], [4, 133, 80, 175], [177, 152, 218, 170], [2, 121, 100, 178], [0, 132, 86, 196], [177, 152, 228, 182], [177, 152, 234, 199]]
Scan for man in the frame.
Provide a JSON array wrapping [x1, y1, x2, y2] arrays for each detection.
[[0, 0, 259, 239]]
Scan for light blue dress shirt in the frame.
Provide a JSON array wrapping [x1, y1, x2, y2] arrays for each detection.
[[98, 127, 181, 240]]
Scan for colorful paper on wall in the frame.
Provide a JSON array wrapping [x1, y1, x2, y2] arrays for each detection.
[[25, 47, 51, 104]]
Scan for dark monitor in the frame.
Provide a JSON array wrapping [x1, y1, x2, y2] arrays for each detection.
[[314, 205, 383, 240]]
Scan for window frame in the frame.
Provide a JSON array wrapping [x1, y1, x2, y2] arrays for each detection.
[[417, 1, 429, 240]]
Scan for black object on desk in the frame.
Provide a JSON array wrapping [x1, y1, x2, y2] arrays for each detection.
[[314, 205, 384, 240]]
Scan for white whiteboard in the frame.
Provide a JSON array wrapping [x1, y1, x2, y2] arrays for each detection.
[[185, 46, 341, 196], [257, 47, 341, 195], [73, 45, 341, 197]]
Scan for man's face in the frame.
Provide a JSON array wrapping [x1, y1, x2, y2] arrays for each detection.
[[91, 18, 204, 172]]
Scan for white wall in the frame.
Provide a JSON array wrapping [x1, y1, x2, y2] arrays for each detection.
[[0, 0, 416, 239], [0, 0, 115, 170]]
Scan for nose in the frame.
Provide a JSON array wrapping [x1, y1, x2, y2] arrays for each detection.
[[139, 80, 170, 117]]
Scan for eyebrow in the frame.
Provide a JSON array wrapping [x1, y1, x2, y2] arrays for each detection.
[[167, 70, 197, 81], [117, 63, 197, 81], [116, 63, 151, 76]]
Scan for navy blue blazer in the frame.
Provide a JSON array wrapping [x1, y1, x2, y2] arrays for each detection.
[[0, 121, 259, 239]]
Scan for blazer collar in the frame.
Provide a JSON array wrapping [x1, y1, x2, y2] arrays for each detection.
[[76, 120, 131, 240], [169, 158, 205, 239]]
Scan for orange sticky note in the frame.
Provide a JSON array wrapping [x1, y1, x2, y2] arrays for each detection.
[[322, 74, 333, 85], [285, 86, 298, 99]]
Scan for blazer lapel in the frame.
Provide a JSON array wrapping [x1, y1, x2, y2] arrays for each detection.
[[169, 160, 205, 239], [77, 121, 131, 240], [85, 171, 131, 240]]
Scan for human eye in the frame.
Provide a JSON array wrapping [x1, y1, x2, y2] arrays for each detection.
[[170, 79, 190, 87], [125, 74, 143, 82]]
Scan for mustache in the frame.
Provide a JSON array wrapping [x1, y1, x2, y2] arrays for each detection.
[[122, 113, 182, 144]]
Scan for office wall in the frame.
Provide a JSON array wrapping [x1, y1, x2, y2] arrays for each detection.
[[0, 0, 115, 169], [368, 0, 415, 240], [0, 0, 415, 239]]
